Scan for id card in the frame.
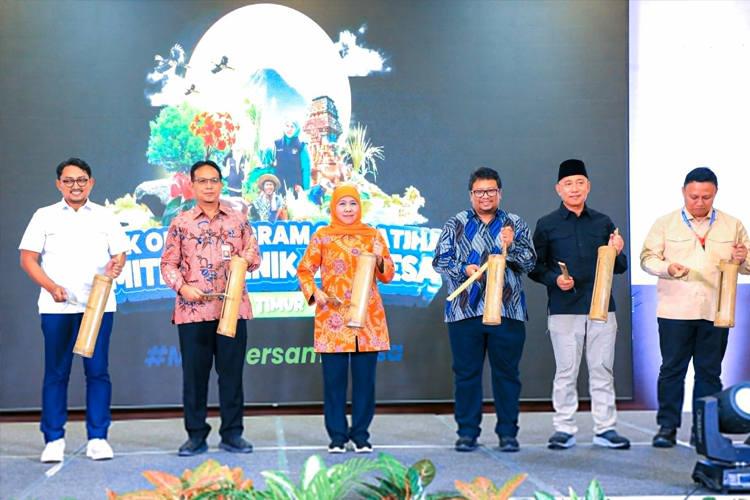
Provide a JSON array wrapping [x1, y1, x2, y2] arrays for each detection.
[[221, 244, 232, 261]]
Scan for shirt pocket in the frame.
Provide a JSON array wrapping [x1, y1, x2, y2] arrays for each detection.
[[585, 225, 610, 248], [89, 229, 109, 250], [218, 225, 245, 255], [47, 227, 107, 256], [706, 234, 735, 262], [547, 227, 576, 263], [548, 227, 575, 243], [663, 235, 693, 263]]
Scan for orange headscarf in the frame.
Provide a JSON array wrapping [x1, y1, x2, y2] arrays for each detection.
[[317, 185, 377, 236]]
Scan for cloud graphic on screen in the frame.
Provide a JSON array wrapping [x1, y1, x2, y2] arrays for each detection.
[[145, 74, 189, 107], [335, 25, 391, 77], [146, 44, 191, 106]]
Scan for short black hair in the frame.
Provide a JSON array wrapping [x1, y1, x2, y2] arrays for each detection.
[[684, 167, 718, 188], [56, 158, 92, 179], [468, 167, 502, 191], [190, 160, 222, 181]]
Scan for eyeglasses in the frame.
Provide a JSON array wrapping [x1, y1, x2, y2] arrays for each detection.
[[60, 177, 90, 188], [194, 177, 221, 185], [470, 188, 499, 198]]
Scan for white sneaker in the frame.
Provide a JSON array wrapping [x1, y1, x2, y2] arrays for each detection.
[[41, 438, 65, 463], [86, 438, 114, 460]]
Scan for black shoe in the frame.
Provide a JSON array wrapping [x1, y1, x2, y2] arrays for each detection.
[[499, 436, 520, 452], [219, 436, 253, 453], [328, 441, 347, 453], [548, 431, 575, 450], [455, 436, 478, 452], [353, 440, 373, 453], [652, 427, 677, 448], [178, 437, 208, 457], [593, 430, 631, 449]]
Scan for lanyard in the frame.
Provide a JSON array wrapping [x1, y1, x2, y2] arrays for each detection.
[[681, 208, 716, 247]]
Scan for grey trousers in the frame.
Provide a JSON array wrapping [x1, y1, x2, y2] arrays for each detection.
[[548, 313, 618, 435]]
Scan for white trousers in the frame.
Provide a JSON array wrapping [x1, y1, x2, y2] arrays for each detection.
[[548, 312, 618, 435]]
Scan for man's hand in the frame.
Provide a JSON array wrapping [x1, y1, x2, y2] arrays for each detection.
[[668, 263, 690, 278], [465, 264, 483, 281], [179, 285, 205, 302], [500, 226, 514, 246], [105, 256, 124, 279], [557, 274, 575, 291], [732, 243, 748, 263], [243, 245, 257, 264], [609, 233, 625, 255], [48, 285, 68, 303]]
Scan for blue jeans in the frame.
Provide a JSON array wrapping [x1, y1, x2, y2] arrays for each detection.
[[656, 318, 729, 429], [40, 313, 114, 443], [448, 316, 526, 439], [321, 351, 378, 444]]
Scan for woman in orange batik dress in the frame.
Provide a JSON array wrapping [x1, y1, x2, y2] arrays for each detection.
[[297, 185, 394, 454]]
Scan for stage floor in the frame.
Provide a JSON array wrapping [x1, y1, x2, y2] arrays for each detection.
[[0, 410, 744, 499]]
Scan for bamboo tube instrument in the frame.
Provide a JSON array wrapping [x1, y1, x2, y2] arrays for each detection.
[[482, 243, 508, 325], [346, 251, 377, 328], [217, 256, 249, 337], [73, 274, 113, 358], [714, 258, 740, 328], [589, 229, 618, 323]]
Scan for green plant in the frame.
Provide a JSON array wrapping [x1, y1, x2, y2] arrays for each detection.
[[256, 453, 382, 500], [105, 458, 254, 499], [101, 452, 709, 500], [453, 473, 527, 500], [243, 97, 264, 163], [357, 452, 459, 500], [533, 478, 605, 500], [342, 123, 384, 181]]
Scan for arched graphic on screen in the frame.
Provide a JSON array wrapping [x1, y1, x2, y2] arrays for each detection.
[[108, 3, 443, 317]]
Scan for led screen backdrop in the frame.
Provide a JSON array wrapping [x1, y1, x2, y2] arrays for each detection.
[[629, 0, 750, 410], [0, 0, 631, 410]]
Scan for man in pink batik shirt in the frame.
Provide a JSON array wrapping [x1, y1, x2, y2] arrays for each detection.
[[160, 160, 261, 457]]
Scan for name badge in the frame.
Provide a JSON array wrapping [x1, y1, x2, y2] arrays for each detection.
[[221, 244, 232, 261]]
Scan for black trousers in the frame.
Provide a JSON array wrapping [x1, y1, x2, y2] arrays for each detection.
[[656, 318, 729, 429], [177, 319, 247, 441], [321, 351, 379, 444]]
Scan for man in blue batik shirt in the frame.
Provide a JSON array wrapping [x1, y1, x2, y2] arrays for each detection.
[[433, 167, 536, 453]]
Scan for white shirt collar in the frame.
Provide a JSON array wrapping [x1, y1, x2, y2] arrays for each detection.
[[58, 198, 93, 211]]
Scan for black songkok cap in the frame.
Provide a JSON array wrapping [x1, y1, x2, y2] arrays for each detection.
[[558, 159, 588, 182]]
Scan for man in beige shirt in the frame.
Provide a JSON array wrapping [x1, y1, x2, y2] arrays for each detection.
[[640, 167, 749, 448]]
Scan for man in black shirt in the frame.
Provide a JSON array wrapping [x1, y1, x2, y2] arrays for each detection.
[[529, 159, 630, 450]]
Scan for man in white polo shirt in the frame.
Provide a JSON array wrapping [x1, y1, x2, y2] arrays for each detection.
[[19, 157, 129, 463]]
